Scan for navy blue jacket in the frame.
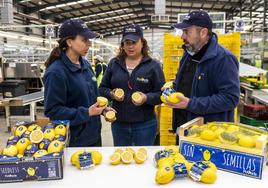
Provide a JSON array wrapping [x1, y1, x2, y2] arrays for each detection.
[[173, 33, 240, 129], [99, 56, 165, 123], [44, 53, 101, 146]]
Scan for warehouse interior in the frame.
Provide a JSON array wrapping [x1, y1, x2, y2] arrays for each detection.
[[0, 0, 268, 185]]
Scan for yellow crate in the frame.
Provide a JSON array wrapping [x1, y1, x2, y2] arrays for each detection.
[[160, 135, 176, 145]]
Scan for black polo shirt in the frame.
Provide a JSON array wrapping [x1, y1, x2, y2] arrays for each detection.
[[173, 40, 210, 132]]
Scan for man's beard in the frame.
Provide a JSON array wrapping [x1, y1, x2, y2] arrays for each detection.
[[184, 36, 202, 54]]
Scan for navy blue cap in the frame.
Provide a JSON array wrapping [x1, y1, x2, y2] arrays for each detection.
[[122, 24, 143, 42], [59, 19, 96, 39], [173, 10, 213, 30]]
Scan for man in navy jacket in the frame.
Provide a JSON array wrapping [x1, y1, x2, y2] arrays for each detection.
[[164, 10, 240, 135]]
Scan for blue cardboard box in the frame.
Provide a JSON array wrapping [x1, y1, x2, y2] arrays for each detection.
[[177, 117, 268, 179], [0, 119, 69, 183]]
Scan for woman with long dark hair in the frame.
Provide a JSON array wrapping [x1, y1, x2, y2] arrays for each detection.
[[44, 19, 108, 147], [99, 24, 165, 146]]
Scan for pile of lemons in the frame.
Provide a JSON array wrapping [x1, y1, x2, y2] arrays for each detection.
[[187, 123, 268, 149], [109, 147, 148, 165], [1, 122, 67, 159], [70, 150, 102, 169], [154, 146, 217, 185]]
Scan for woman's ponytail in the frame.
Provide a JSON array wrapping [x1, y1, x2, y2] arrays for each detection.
[[45, 37, 73, 68]]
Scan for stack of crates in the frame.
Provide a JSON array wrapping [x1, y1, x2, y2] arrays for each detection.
[[160, 33, 184, 145], [163, 33, 184, 82], [159, 105, 176, 145], [240, 104, 268, 131], [160, 32, 241, 145], [218, 32, 241, 61]]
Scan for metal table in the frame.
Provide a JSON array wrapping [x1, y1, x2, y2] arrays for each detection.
[[252, 94, 268, 106], [0, 91, 44, 132]]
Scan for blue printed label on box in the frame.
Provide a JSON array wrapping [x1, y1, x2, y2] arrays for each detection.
[[179, 140, 264, 179], [0, 158, 63, 183]]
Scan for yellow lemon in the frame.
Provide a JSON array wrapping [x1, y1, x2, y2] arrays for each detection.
[[215, 127, 225, 137], [24, 144, 39, 156], [97, 96, 108, 107], [28, 124, 42, 132], [54, 124, 67, 136], [164, 145, 179, 155], [33, 150, 48, 158], [189, 162, 217, 184], [172, 153, 185, 163], [16, 138, 30, 155], [155, 166, 175, 184], [201, 168, 217, 184], [168, 92, 184, 104], [163, 81, 173, 88], [137, 147, 148, 156], [227, 126, 240, 133], [17, 154, 24, 158], [70, 150, 84, 166], [110, 152, 121, 165], [202, 161, 218, 172], [121, 151, 133, 164], [132, 92, 142, 103], [3, 145, 18, 156], [91, 150, 102, 165], [200, 130, 217, 141], [134, 151, 147, 164], [105, 110, 116, 122], [114, 148, 124, 154], [43, 129, 55, 141], [210, 126, 218, 131], [184, 161, 193, 173], [218, 132, 238, 145], [15, 125, 27, 137], [160, 95, 167, 103], [30, 130, 44, 144], [238, 136, 255, 148], [125, 148, 135, 156], [47, 140, 63, 153], [114, 88, 124, 99], [157, 157, 175, 168]]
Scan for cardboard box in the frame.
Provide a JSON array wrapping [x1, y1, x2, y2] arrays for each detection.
[[178, 117, 268, 179], [0, 119, 69, 183]]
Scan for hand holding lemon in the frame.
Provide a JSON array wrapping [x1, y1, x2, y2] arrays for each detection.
[[132, 92, 147, 106], [165, 95, 189, 109], [104, 109, 117, 122], [111, 88, 125, 102], [88, 98, 107, 116]]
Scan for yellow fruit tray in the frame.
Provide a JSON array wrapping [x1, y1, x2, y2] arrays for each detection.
[[177, 117, 268, 179], [0, 118, 70, 183]]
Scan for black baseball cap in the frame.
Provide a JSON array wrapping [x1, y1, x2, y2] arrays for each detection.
[[173, 10, 213, 30], [59, 19, 96, 39], [122, 24, 143, 42]]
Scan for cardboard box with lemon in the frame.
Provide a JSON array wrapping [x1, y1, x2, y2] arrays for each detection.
[[178, 117, 268, 179], [0, 119, 69, 183]]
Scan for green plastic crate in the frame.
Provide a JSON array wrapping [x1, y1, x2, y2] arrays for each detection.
[[240, 115, 268, 131]]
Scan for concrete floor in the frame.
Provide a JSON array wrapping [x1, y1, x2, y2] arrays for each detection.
[[0, 109, 114, 149]]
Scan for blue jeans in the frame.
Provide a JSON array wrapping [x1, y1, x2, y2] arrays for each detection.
[[111, 118, 157, 146]]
